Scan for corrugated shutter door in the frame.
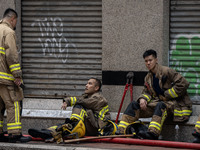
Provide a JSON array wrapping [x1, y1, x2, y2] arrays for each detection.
[[170, 0, 200, 102], [21, 0, 102, 98]]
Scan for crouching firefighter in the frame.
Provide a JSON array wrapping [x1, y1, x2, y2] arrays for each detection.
[[28, 78, 116, 143], [116, 49, 192, 140]]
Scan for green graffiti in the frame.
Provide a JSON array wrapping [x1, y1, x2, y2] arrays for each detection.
[[191, 37, 200, 50], [170, 35, 200, 99], [176, 37, 190, 50]]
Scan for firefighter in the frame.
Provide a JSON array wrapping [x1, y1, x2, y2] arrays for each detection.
[[28, 78, 115, 143], [116, 49, 192, 140], [192, 115, 200, 143], [0, 8, 31, 143]]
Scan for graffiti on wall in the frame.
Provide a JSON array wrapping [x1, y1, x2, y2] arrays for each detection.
[[170, 34, 200, 100], [31, 17, 78, 63]]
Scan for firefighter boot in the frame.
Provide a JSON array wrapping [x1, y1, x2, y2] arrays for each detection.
[[28, 128, 53, 140], [192, 130, 200, 143], [193, 137, 200, 143], [115, 127, 125, 135], [8, 134, 32, 143], [138, 130, 158, 140], [116, 113, 138, 135], [0, 132, 8, 142]]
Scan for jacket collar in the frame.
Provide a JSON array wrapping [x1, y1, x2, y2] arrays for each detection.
[[1, 20, 13, 30], [149, 64, 162, 79]]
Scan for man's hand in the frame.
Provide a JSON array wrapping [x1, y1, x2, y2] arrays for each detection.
[[61, 102, 67, 110], [139, 98, 147, 110], [14, 77, 22, 86], [159, 95, 168, 101]]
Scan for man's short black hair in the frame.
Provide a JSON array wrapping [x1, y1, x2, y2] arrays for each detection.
[[90, 77, 102, 91], [143, 49, 157, 59], [3, 8, 18, 18]]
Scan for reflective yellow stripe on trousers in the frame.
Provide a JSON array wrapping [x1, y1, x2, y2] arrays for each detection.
[[195, 121, 200, 129], [70, 109, 86, 121], [149, 121, 161, 131], [99, 105, 109, 121], [119, 121, 129, 129], [7, 101, 22, 130], [0, 121, 3, 128]]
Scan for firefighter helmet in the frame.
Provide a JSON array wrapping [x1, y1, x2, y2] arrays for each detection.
[[62, 119, 86, 138], [125, 120, 148, 135], [99, 120, 118, 136]]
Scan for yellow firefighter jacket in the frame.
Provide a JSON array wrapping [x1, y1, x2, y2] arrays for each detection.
[[138, 64, 192, 122], [64, 92, 111, 129], [0, 20, 22, 85]]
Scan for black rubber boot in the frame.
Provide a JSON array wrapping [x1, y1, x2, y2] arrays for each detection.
[[28, 128, 53, 139], [0, 132, 8, 142], [138, 130, 158, 140], [8, 134, 32, 143], [193, 137, 200, 143], [192, 130, 200, 143], [115, 129, 122, 135]]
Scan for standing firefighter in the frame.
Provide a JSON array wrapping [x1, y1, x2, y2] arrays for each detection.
[[192, 115, 200, 143], [116, 49, 192, 140], [0, 8, 31, 143], [29, 78, 117, 143]]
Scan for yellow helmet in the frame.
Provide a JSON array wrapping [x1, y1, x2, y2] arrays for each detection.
[[99, 120, 118, 136], [62, 119, 86, 138]]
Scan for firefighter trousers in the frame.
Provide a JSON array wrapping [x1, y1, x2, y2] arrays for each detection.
[[195, 115, 200, 134], [119, 101, 173, 136], [70, 104, 104, 136], [48, 104, 100, 137], [0, 84, 22, 135], [48, 104, 108, 138]]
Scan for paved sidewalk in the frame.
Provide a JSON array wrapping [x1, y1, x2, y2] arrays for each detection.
[[0, 141, 196, 150]]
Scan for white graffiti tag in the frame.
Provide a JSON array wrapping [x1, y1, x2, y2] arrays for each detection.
[[31, 17, 78, 63]]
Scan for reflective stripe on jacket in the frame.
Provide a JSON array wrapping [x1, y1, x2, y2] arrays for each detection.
[[64, 92, 111, 128], [0, 20, 22, 85], [138, 64, 192, 122]]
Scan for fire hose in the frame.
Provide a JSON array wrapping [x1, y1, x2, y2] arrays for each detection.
[[25, 134, 200, 149], [90, 137, 200, 149]]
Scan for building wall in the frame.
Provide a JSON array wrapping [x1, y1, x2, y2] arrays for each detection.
[[0, 0, 21, 60], [102, 0, 169, 112], [0, 0, 170, 112], [2, 0, 198, 142], [0, 0, 15, 16]]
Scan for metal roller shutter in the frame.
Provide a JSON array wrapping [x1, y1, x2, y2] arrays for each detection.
[[21, 0, 102, 98], [170, 0, 200, 102]]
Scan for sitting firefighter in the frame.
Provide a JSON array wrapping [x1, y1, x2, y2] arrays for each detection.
[[28, 78, 117, 143], [192, 114, 200, 143], [116, 49, 192, 140]]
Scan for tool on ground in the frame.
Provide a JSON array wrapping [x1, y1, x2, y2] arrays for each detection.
[[64, 134, 134, 144], [115, 72, 134, 123]]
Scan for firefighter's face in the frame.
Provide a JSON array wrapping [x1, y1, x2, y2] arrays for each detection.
[[10, 16, 17, 30], [144, 55, 158, 71], [85, 79, 99, 95]]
